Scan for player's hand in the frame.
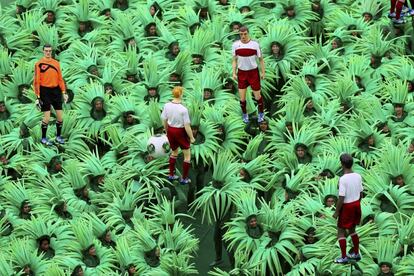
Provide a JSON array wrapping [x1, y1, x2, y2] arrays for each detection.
[[190, 137, 195, 144], [35, 98, 43, 110], [333, 212, 339, 219], [63, 93, 69, 104], [261, 72, 266, 80], [233, 72, 237, 80]]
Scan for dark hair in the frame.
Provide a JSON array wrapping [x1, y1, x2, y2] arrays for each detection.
[[43, 44, 52, 50], [239, 26, 249, 32], [340, 153, 353, 169]]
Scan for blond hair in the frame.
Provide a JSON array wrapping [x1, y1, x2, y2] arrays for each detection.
[[172, 86, 183, 98]]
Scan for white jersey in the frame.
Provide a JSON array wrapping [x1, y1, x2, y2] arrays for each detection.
[[338, 173, 363, 203], [161, 102, 191, 128], [232, 40, 262, 71]]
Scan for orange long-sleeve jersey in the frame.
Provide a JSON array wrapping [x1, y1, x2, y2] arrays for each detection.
[[33, 57, 66, 97]]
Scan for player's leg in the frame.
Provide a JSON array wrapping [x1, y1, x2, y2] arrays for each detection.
[[181, 148, 191, 184], [394, 0, 406, 23], [166, 127, 180, 180], [55, 109, 64, 144], [250, 69, 265, 122], [238, 69, 249, 123], [335, 227, 348, 263], [238, 88, 249, 123], [40, 91, 53, 146], [348, 226, 361, 260]]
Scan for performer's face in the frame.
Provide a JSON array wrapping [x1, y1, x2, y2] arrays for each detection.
[[22, 203, 31, 214], [171, 44, 180, 56], [104, 231, 112, 242], [148, 88, 157, 96], [88, 245, 96, 256], [0, 154, 8, 165], [367, 136, 375, 146], [46, 12, 55, 23], [0, 102, 6, 113], [148, 25, 157, 36], [287, 9, 295, 17], [150, 5, 156, 16], [128, 266, 136, 274], [126, 114, 135, 124], [104, 10, 111, 18], [306, 99, 314, 109], [95, 100, 103, 111], [394, 105, 403, 116], [248, 217, 257, 228], [331, 40, 338, 49], [325, 197, 335, 207], [305, 76, 313, 87], [380, 264, 390, 273], [409, 143, 414, 153], [271, 44, 281, 55], [240, 7, 250, 13], [408, 82, 413, 92], [259, 121, 268, 131], [239, 30, 249, 43], [363, 13, 372, 22], [232, 24, 240, 32], [43, 47, 52, 58], [395, 176, 404, 186], [286, 124, 293, 134], [296, 147, 306, 158], [40, 239, 50, 251]]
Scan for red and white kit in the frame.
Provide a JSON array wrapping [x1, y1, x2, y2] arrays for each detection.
[[232, 39, 262, 91], [161, 102, 191, 150], [337, 173, 363, 229]]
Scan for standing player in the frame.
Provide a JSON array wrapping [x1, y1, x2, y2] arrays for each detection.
[[333, 153, 363, 263], [232, 26, 266, 124], [34, 44, 68, 145], [161, 86, 195, 185]]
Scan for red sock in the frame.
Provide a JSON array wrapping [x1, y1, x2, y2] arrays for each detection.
[[350, 233, 359, 254], [169, 156, 177, 176], [183, 160, 191, 179], [256, 97, 264, 113], [391, 0, 397, 12], [396, 0, 404, 19], [240, 100, 247, 114], [338, 238, 347, 258]]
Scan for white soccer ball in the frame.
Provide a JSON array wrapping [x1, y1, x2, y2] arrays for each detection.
[[147, 134, 170, 158]]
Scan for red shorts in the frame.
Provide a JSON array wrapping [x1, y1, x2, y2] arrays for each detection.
[[338, 200, 361, 229], [238, 68, 261, 91], [167, 126, 190, 150]]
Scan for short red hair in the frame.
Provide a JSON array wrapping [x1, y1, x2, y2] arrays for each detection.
[[172, 86, 183, 98]]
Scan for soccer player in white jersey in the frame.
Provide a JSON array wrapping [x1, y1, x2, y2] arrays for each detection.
[[161, 87, 195, 185], [232, 26, 266, 123], [333, 153, 363, 264]]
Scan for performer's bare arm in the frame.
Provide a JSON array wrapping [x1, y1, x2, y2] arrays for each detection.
[[232, 57, 237, 80], [163, 119, 168, 133], [333, 196, 345, 218], [259, 57, 265, 79], [184, 123, 195, 143]]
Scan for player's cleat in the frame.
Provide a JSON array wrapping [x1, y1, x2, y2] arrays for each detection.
[[334, 256, 349, 264], [388, 12, 396, 18], [180, 177, 191, 185], [167, 175, 180, 181], [392, 17, 405, 24], [258, 112, 265, 123], [394, 18, 405, 23], [242, 113, 249, 124], [407, 9, 414, 16], [55, 136, 65, 144], [347, 253, 361, 261], [41, 138, 53, 146]]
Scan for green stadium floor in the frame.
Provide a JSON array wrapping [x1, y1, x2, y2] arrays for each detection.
[[183, 211, 232, 275]]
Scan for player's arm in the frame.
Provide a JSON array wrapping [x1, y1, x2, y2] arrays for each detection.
[[259, 56, 265, 78], [57, 62, 66, 94], [33, 63, 40, 98], [163, 119, 168, 134], [334, 196, 345, 217], [232, 56, 237, 80]]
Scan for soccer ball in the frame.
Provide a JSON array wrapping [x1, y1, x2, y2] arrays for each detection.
[[147, 134, 170, 158]]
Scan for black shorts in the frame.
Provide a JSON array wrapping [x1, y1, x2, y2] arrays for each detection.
[[39, 86, 63, 112]]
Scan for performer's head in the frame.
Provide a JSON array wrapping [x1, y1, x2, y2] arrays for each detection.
[[43, 44, 53, 58], [239, 26, 250, 43], [172, 86, 184, 99], [340, 153, 353, 169], [408, 140, 414, 153]]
